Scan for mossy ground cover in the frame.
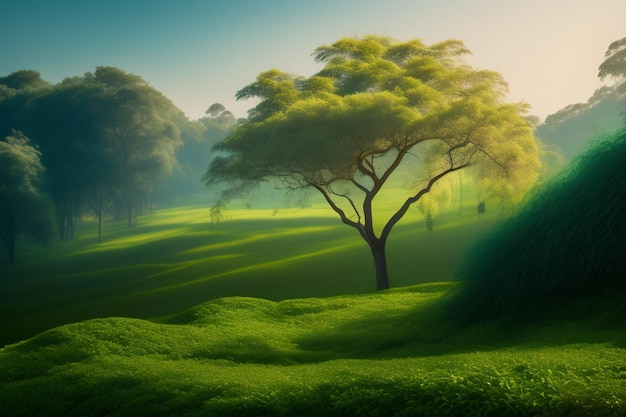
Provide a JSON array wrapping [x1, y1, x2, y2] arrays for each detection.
[[1, 282, 624, 416]]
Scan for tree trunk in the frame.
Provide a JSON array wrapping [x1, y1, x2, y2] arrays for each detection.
[[369, 240, 390, 290], [458, 170, 463, 217], [96, 201, 103, 242]]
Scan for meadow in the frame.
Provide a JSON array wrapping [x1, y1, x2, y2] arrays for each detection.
[[1, 183, 624, 416], [1, 281, 624, 416], [0, 197, 493, 347]]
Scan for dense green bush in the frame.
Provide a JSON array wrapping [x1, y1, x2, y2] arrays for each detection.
[[451, 128, 626, 322]]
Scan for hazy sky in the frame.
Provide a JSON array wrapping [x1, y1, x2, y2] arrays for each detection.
[[1, 0, 624, 121]]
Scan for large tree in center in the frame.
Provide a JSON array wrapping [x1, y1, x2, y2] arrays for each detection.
[[205, 36, 541, 290]]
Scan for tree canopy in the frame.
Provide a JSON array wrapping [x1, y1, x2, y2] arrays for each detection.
[[0, 132, 53, 264], [0, 67, 194, 241], [535, 36, 626, 161], [205, 35, 542, 290], [598, 36, 626, 83], [28, 67, 186, 238]]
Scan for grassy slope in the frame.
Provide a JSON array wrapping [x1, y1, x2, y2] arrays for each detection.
[[1, 282, 624, 417], [0, 203, 492, 346], [451, 128, 626, 322]]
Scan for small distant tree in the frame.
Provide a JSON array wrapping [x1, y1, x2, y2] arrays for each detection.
[[209, 201, 225, 224], [205, 36, 542, 290], [477, 201, 486, 221], [599, 36, 626, 84], [0, 132, 53, 264], [599, 36, 626, 122], [416, 181, 451, 233]]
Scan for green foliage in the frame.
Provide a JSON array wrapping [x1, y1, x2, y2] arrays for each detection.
[[0, 66, 191, 239], [209, 200, 225, 223], [0, 131, 54, 264], [598, 36, 626, 82], [0, 284, 624, 416], [0, 70, 50, 97], [206, 35, 542, 289], [450, 128, 626, 322], [162, 103, 235, 202]]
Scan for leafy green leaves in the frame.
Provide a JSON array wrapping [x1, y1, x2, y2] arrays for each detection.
[[211, 35, 540, 208], [0, 132, 54, 263], [207, 35, 542, 288]]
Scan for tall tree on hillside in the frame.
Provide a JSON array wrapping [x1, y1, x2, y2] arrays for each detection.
[[0, 132, 53, 264], [205, 36, 541, 290]]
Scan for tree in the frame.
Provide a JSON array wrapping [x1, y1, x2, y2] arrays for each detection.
[[0, 70, 50, 94], [205, 36, 541, 290], [0, 71, 51, 142], [416, 180, 451, 232], [599, 35, 626, 123], [27, 76, 112, 239], [23, 67, 184, 235], [162, 103, 236, 202], [89, 67, 183, 226], [0, 132, 53, 265], [598, 36, 626, 83]]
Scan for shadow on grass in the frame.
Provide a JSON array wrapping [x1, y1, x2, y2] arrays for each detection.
[[0, 206, 494, 348], [294, 286, 626, 361]]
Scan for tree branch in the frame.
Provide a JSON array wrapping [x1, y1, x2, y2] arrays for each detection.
[[308, 181, 364, 234], [328, 182, 362, 224], [379, 144, 479, 244]]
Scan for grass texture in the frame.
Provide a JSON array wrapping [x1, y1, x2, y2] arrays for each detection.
[[1, 282, 625, 416], [451, 128, 626, 322], [0, 201, 492, 346]]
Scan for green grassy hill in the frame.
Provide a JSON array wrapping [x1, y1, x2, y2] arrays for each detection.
[[1, 282, 624, 416], [451, 128, 626, 322], [3, 147, 625, 416]]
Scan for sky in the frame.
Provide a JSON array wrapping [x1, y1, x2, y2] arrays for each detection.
[[1, 0, 624, 121]]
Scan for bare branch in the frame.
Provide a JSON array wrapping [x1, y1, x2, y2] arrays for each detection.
[[350, 177, 371, 194], [308, 181, 362, 231], [474, 145, 509, 177], [328, 182, 362, 224], [380, 156, 474, 243]]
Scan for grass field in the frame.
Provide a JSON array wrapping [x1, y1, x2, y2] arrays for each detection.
[[0, 201, 494, 346], [1, 282, 624, 416], [0, 200, 625, 416]]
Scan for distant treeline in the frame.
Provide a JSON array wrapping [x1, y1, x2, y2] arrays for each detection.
[[2, 32, 625, 265], [534, 35, 626, 160], [0, 67, 236, 262]]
